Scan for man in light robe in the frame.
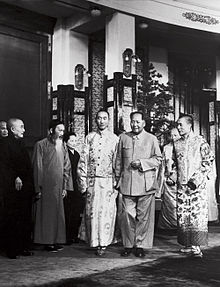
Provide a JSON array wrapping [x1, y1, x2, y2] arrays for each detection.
[[33, 120, 71, 252], [173, 114, 214, 258], [78, 109, 118, 256], [115, 111, 162, 258]]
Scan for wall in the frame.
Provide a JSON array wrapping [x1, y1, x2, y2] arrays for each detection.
[[149, 46, 168, 84], [52, 20, 88, 90]]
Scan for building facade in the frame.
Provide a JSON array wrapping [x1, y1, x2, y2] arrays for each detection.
[[0, 0, 219, 195]]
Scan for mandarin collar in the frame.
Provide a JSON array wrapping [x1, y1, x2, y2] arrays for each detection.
[[132, 129, 145, 140], [97, 128, 109, 136]]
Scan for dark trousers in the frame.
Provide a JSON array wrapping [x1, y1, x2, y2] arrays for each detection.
[[64, 190, 85, 242], [3, 193, 32, 256]]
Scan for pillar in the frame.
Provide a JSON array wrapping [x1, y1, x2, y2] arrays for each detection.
[[52, 19, 89, 91], [105, 12, 135, 78]]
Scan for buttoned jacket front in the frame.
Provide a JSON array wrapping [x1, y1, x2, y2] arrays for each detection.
[[77, 129, 118, 193], [115, 130, 162, 196]]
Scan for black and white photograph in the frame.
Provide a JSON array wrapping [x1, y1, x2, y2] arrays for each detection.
[[0, 0, 220, 286]]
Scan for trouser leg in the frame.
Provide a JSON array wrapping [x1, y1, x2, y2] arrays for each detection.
[[136, 194, 155, 249], [121, 195, 137, 248]]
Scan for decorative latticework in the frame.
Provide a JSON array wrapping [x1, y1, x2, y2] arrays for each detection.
[[51, 84, 89, 153]]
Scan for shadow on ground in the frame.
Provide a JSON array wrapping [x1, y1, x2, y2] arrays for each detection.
[[54, 246, 220, 287]]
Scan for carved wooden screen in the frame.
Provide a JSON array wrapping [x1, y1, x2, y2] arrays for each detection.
[[51, 84, 89, 152], [104, 72, 137, 135]]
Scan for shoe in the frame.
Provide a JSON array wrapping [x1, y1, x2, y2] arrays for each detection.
[[54, 244, 64, 251], [95, 246, 106, 256], [20, 249, 34, 256], [72, 238, 80, 243], [120, 248, 133, 257], [44, 245, 58, 252], [179, 247, 192, 254], [66, 240, 74, 245], [191, 246, 203, 258], [135, 247, 145, 258], [7, 252, 18, 259]]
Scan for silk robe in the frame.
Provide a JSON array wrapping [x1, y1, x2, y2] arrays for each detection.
[[33, 137, 71, 245], [78, 129, 118, 247], [173, 132, 214, 246]]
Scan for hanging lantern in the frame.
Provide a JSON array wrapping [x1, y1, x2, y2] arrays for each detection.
[[123, 48, 133, 78]]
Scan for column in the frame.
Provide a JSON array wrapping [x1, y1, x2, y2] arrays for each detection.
[[52, 19, 89, 90], [105, 12, 135, 78]]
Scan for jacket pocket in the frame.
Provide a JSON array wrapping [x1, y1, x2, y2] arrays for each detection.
[[122, 145, 132, 158], [144, 171, 159, 192]]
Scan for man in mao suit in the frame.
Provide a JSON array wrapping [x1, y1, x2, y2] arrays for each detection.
[[115, 111, 162, 257]]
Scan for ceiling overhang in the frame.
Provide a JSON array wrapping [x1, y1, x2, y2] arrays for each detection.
[[87, 0, 220, 34]]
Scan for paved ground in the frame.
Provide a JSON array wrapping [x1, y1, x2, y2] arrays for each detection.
[[0, 226, 220, 287]]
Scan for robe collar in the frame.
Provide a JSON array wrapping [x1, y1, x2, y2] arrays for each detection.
[[181, 130, 194, 140], [96, 128, 109, 136]]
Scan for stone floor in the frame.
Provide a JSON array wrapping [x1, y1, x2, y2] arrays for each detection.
[[0, 226, 220, 287]]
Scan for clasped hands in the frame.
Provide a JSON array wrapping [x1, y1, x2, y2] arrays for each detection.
[[130, 159, 141, 170]]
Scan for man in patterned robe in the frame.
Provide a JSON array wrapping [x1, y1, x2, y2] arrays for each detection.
[[173, 114, 214, 258], [78, 109, 118, 256]]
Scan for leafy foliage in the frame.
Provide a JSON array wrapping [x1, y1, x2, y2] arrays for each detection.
[[137, 63, 174, 142]]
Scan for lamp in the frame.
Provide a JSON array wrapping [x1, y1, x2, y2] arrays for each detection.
[[139, 21, 148, 29], [131, 54, 141, 63], [75, 64, 91, 90], [90, 6, 101, 17], [123, 48, 141, 78]]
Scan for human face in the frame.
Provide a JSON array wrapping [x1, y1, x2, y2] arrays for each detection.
[[0, 122, 8, 137], [170, 128, 180, 142], [11, 120, 25, 139], [177, 117, 191, 137], [130, 113, 145, 135], [66, 135, 77, 150], [96, 111, 109, 131], [53, 124, 65, 139]]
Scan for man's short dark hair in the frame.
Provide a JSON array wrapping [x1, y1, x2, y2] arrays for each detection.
[[96, 109, 110, 120], [49, 120, 64, 134], [63, 131, 77, 143], [179, 113, 194, 126], [130, 111, 144, 120]]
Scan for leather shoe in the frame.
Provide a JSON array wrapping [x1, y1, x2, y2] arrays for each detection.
[[44, 245, 58, 252], [95, 246, 106, 256], [21, 249, 34, 256], [135, 247, 145, 258], [7, 252, 18, 259], [121, 248, 133, 257]]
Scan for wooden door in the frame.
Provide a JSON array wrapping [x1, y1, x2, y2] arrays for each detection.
[[0, 25, 50, 147]]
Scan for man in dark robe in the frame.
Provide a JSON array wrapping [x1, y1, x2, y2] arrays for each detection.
[[0, 118, 34, 259], [63, 132, 84, 244]]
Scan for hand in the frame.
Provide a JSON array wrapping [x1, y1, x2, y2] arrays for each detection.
[[187, 180, 196, 191], [15, 177, 23, 191], [166, 177, 175, 186], [62, 189, 67, 198], [114, 176, 120, 189], [34, 186, 42, 201], [35, 192, 41, 201], [82, 191, 87, 199], [130, 160, 141, 169]]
